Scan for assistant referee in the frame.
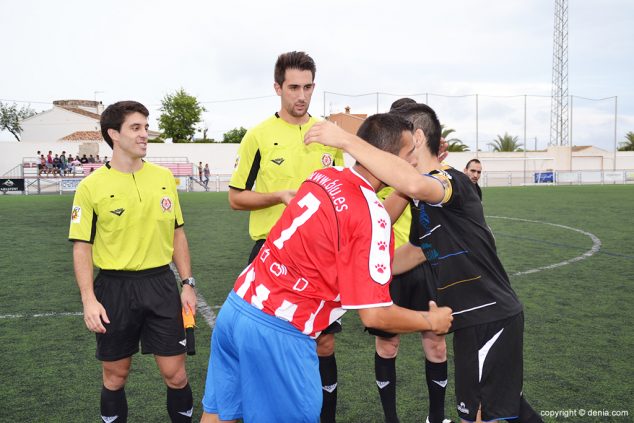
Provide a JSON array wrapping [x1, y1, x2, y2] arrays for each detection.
[[69, 101, 197, 423]]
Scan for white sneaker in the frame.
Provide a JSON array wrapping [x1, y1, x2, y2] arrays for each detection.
[[426, 418, 456, 423]]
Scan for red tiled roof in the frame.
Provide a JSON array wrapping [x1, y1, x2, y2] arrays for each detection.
[[60, 131, 104, 141], [59, 106, 101, 120]]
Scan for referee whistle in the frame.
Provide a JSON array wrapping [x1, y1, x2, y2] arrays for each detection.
[[182, 308, 196, 356]]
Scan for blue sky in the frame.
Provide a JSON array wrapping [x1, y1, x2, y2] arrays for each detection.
[[1, 0, 632, 151]]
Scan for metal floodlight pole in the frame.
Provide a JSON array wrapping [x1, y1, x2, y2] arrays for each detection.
[[475, 94, 479, 157], [570, 95, 573, 146], [614, 96, 618, 170], [524, 94, 528, 184], [323, 91, 326, 119], [550, 0, 569, 147]]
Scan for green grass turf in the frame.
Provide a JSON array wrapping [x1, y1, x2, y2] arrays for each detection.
[[0, 185, 632, 422]]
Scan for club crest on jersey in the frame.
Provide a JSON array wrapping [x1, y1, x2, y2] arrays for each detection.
[[321, 153, 333, 167], [271, 157, 285, 165], [71, 206, 81, 223], [234, 155, 240, 169], [160, 196, 172, 212]]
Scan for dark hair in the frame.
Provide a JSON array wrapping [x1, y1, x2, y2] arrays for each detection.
[[465, 158, 481, 169], [100, 101, 149, 148], [389, 97, 417, 112], [389, 100, 441, 156], [274, 51, 316, 86], [356, 113, 413, 156]]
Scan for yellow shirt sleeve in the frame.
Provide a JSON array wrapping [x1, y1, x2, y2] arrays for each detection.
[[229, 128, 259, 190], [68, 181, 96, 243]]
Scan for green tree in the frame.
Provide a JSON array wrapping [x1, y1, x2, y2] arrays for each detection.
[[223, 126, 247, 143], [0, 101, 36, 141], [158, 89, 206, 143], [618, 131, 634, 151], [489, 132, 523, 152], [441, 125, 469, 152]]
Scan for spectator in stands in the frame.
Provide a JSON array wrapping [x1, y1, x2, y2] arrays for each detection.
[[80, 154, 89, 164], [203, 163, 210, 190], [60, 151, 68, 176], [103, 156, 109, 164], [464, 158, 483, 200], [96, 154, 102, 163], [66, 155, 74, 176], [46, 151, 54, 175], [53, 154, 62, 176], [197, 162, 203, 182], [88, 154, 96, 163], [70, 156, 82, 177], [37, 151, 44, 175], [39, 154, 46, 176]]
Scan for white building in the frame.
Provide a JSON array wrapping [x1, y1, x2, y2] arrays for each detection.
[[20, 100, 105, 144]]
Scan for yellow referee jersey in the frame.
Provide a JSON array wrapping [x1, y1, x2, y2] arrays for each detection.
[[377, 186, 411, 249], [68, 161, 184, 271], [229, 113, 344, 240]]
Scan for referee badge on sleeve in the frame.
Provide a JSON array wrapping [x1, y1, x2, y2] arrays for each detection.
[[160, 196, 173, 212], [71, 206, 81, 223], [321, 153, 333, 167]]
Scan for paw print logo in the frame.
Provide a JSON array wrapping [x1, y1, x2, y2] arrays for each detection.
[[374, 200, 384, 209], [375, 263, 386, 273], [377, 218, 387, 228], [377, 241, 387, 251]]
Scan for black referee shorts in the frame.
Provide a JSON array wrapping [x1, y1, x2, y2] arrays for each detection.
[[453, 312, 525, 422], [367, 261, 436, 338], [93, 265, 186, 361]]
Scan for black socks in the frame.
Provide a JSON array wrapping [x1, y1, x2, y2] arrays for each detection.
[[100, 386, 128, 423], [319, 354, 338, 423], [375, 352, 399, 423], [166, 383, 193, 423], [425, 359, 448, 423]]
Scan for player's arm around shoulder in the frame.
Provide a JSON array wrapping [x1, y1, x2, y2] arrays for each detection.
[[305, 121, 445, 204]]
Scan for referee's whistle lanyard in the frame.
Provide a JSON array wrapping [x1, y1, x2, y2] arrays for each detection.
[[131, 173, 142, 202]]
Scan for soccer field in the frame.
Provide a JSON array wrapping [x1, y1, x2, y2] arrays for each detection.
[[1, 185, 633, 422]]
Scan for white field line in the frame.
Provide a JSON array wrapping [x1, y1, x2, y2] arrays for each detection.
[[486, 215, 602, 276], [0, 312, 83, 319], [0, 306, 222, 321], [169, 263, 218, 329], [1, 266, 222, 327]]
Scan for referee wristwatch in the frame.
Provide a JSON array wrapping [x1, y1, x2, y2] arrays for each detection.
[[181, 277, 196, 288]]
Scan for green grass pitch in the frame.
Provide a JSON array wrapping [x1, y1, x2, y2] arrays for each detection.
[[0, 184, 632, 422]]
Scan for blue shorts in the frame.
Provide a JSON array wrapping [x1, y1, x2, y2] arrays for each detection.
[[202, 291, 322, 422]]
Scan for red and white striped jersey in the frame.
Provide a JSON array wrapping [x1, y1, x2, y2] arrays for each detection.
[[233, 166, 394, 338]]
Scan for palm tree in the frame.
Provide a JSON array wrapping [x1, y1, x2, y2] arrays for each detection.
[[447, 140, 470, 152], [441, 125, 470, 152], [618, 131, 634, 151], [489, 132, 523, 152]]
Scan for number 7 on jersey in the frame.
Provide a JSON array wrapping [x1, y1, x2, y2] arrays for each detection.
[[273, 193, 321, 249]]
